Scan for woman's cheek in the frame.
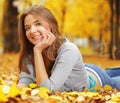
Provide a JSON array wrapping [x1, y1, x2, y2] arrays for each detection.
[[38, 26, 49, 35]]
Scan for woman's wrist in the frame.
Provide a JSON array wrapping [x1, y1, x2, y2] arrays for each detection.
[[33, 46, 43, 53]]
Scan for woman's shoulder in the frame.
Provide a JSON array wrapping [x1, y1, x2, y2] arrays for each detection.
[[58, 38, 80, 53], [56, 37, 83, 62], [62, 38, 78, 48]]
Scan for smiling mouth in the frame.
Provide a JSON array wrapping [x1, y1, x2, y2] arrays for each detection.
[[32, 35, 40, 40]]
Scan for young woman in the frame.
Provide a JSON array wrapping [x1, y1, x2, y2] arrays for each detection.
[[17, 5, 89, 91], [17, 5, 120, 91]]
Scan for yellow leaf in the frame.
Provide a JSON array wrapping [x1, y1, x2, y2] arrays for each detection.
[[0, 89, 8, 102], [103, 85, 112, 91], [0, 77, 6, 85], [29, 83, 38, 89], [45, 97, 61, 103], [93, 85, 102, 91], [48, 95, 63, 102], [65, 91, 79, 96], [112, 96, 120, 102], [8, 83, 20, 98], [21, 87, 31, 94], [38, 87, 50, 99]]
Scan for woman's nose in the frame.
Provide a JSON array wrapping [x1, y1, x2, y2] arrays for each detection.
[[30, 26, 37, 33]]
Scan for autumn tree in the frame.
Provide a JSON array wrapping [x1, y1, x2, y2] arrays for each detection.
[[114, 0, 120, 59], [109, 0, 120, 59], [3, 0, 19, 53]]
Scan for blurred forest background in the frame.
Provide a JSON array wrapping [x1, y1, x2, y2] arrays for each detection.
[[0, 0, 119, 60]]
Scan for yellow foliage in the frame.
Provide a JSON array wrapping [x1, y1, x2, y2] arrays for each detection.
[[103, 85, 113, 91], [0, 89, 8, 102], [21, 87, 32, 94], [80, 92, 102, 98], [29, 83, 38, 89], [37, 87, 50, 99], [0, 77, 6, 85], [65, 91, 79, 95], [45, 98, 61, 103], [8, 83, 20, 98], [93, 85, 102, 91], [112, 96, 120, 102], [48, 95, 63, 102], [17, 0, 111, 43]]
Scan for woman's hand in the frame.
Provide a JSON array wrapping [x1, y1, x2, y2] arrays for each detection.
[[34, 30, 56, 52]]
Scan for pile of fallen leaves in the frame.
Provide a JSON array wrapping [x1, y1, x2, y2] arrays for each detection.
[[0, 78, 120, 103], [1, 53, 120, 103]]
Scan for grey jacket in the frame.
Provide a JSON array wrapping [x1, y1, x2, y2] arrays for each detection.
[[18, 38, 89, 91]]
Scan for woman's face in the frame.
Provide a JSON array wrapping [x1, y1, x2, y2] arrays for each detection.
[[24, 14, 51, 45]]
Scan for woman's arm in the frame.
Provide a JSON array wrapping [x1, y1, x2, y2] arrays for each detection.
[[17, 63, 36, 89], [33, 50, 48, 84], [33, 32, 55, 84]]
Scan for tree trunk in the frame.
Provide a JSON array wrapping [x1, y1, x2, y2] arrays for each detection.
[[115, 0, 120, 59], [3, 0, 19, 53], [108, 0, 119, 59], [108, 0, 114, 59], [115, 0, 119, 47]]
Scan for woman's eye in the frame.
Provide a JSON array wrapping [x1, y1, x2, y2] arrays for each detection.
[[35, 22, 41, 26], [25, 27, 30, 31]]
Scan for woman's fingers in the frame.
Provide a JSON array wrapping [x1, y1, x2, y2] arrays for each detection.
[[34, 32, 55, 50], [34, 25, 56, 51], [46, 32, 56, 44]]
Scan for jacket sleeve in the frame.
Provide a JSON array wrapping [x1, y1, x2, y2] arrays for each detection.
[[18, 63, 35, 85]]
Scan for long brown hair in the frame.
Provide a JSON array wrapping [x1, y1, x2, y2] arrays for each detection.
[[18, 5, 63, 76]]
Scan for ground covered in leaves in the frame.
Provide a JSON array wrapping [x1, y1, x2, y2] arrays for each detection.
[[83, 54, 120, 69], [0, 53, 120, 103]]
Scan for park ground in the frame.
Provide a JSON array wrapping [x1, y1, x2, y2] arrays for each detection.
[[0, 53, 120, 103]]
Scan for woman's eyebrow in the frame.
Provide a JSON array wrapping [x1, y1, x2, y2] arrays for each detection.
[[24, 20, 39, 28], [34, 20, 40, 23]]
